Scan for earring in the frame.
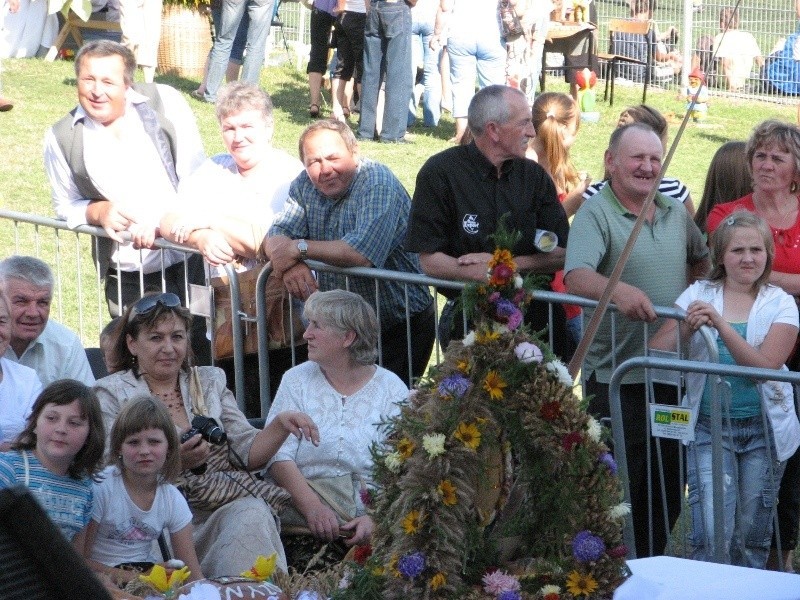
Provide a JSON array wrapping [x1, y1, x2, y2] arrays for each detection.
[[118, 455, 123, 460], [792, 181, 798, 194]]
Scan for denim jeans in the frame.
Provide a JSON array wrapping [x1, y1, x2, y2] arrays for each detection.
[[358, 0, 413, 142], [446, 32, 505, 119], [204, 0, 275, 102], [211, 3, 249, 64], [688, 414, 785, 568], [408, 15, 441, 127]]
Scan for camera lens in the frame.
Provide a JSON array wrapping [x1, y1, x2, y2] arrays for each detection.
[[205, 424, 226, 445]]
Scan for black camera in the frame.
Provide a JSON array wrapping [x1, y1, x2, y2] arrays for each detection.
[[181, 415, 227, 446]]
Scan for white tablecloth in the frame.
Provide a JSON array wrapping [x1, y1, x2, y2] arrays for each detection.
[[614, 556, 800, 600]]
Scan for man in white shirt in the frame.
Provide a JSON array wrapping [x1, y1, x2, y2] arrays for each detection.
[[43, 40, 210, 364], [0, 256, 94, 386]]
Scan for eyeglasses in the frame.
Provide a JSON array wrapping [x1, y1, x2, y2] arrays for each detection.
[[128, 293, 181, 321]]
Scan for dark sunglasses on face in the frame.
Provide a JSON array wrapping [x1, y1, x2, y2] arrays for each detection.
[[128, 292, 182, 322]]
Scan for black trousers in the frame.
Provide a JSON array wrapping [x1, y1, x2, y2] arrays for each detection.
[[380, 300, 436, 385], [586, 374, 682, 558], [104, 253, 211, 366]]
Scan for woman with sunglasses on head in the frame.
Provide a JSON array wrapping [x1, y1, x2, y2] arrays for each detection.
[[93, 292, 320, 578]]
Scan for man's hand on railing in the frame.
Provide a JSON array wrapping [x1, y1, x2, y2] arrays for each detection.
[[263, 235, 301, 276], [282, 262, 318, 300], [611, 282, 657, 323], [85, 200, 136, 244]]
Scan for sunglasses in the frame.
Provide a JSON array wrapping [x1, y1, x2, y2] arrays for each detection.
[[128, 293, 181, 321]]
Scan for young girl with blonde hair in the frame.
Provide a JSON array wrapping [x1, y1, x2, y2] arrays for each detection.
[[529, 92, 591, 217], [528, 91, 589, 344], [84, 397, 204, 587], [651, 211, 800, 568]]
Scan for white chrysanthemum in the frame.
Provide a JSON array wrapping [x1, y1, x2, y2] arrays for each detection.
[[586, 416, 602, 443], [338, 568, 352, 589], [608, 502, 631, 520], [385, 452, 403, 473], [462, 331, 476, 346], [540, 584, 561, 595], [514, 274, 524, 288], [422, 433, 447, 458], [546, 360, 574, 387]]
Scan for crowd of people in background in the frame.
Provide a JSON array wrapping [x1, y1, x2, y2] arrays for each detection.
[[5, 0, 800, 592]]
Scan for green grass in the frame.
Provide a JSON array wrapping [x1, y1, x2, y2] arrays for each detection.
[[0, 54, 797, 345]]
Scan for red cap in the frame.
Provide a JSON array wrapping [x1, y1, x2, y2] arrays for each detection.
[[689, 67, 705, 82]]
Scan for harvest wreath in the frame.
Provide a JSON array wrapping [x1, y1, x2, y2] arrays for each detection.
[[296, 224, 629, 600]]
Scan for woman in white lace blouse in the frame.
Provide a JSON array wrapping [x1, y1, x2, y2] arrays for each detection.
[[266, 289, 408, 548]]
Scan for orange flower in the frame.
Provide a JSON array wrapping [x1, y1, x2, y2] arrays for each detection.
[[438, 479, 458, 506], [488, 248, 516, 270]]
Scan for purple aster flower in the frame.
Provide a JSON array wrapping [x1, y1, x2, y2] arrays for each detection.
[[488, 291, 501, 302], [495, 298, 517, 317], [506, 308, 523, 330], [572, 530, 606, 563], [498, 592, 521, 600], [438, 374, 471, 398], [398, 552, 426, 579], [599, 452, 617, 475]]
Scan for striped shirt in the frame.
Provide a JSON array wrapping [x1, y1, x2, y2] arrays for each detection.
[[0, 450, 92, 542], [584, 177, 690, 206]]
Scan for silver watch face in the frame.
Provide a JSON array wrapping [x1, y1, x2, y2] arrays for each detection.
[[298, 240, 308, 255]]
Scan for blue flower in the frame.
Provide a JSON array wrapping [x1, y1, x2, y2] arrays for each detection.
[[599, 452, 617, 475], [572, 530, 606, 563], [498, 592, 521, 600], [438, 374, 471, 399], [397, 552, 426, 579], [494, 298, 517, 317]]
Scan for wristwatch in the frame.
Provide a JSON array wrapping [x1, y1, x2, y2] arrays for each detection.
[[297, 239, 309, 260]]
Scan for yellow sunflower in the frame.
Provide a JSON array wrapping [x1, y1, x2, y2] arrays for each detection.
[[402, 509, 423, 534], [457, 359, 471, 374], [454, 421, 481, 450], [437, 479, 458, 506], [565, 571, 598, 597], [483, 370, 507, 400], [397, 437, 416, 460], [475, 328, 501, 344], [430, 572, 447, 590]]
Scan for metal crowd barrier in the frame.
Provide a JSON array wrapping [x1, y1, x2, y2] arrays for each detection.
[[610, 355, 800, 567]]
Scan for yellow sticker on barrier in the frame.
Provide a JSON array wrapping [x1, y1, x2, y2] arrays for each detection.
[[649, 404, 695, 441]]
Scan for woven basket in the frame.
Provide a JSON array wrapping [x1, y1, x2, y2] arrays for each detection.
[[157, 4, 212, 79]]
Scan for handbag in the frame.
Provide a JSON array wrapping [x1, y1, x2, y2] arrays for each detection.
[[499, 0, 525, 40], [211, 267, 306, 361]]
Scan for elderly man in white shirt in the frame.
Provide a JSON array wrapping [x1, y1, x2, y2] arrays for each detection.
[[0, 256, 94, 386], [42, 40, 210, 364]]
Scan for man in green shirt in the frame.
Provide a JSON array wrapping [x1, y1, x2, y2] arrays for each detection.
[[564, 122, 709, 558]]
